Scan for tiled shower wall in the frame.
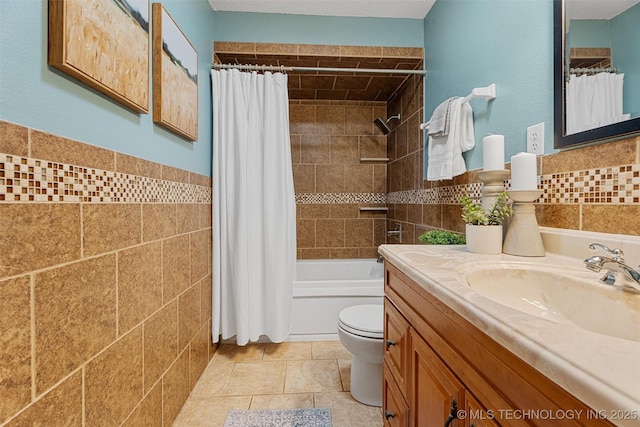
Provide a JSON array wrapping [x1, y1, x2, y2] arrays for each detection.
[[291, 100, 389, 259], [0, 121, 214, 425], [386, 77, 640, 240]]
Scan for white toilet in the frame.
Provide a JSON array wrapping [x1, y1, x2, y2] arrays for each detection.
[[337, 304, 384, 407]]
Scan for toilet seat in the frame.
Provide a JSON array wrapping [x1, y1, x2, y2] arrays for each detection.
[[338, 304, 383, 339]]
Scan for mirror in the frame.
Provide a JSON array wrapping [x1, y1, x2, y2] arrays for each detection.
[[554, 0, 640, 149]]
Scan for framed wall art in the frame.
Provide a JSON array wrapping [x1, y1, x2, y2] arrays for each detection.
[[48, 0, 150, 113], [152, 3, 198, 141]]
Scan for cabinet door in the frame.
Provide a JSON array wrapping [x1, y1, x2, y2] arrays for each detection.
[[384, 299, 411, 397], [466, 393, 500, 427], [410, 328, 465, 427], [384, 364, 409, 427]]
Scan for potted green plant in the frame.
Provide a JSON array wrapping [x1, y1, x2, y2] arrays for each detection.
[[460, 192, 513, 254], [417, 229, 466, 245]]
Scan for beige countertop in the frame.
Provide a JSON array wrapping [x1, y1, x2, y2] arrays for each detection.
[[379, 243, 640, 427]]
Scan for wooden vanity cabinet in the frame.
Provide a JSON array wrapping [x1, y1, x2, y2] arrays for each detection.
[[382, 261, 615, 427]]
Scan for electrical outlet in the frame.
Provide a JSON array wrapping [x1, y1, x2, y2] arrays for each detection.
[[527, 122, 545, 155]]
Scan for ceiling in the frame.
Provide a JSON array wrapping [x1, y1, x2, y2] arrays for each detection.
[[209, 0, 436, 19], [214, 43, 423, 101], [566, 0, 639, 19]]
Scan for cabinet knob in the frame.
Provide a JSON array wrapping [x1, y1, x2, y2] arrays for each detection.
[[385, 339, 396, 349], [384, 410, 395, 420]]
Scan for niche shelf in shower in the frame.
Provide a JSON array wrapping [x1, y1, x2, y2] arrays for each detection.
[[359, 157, 390, 163], [359, 206, 389, 212]]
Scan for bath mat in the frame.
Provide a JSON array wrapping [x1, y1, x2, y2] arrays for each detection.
[[224, 407, 332, 427]]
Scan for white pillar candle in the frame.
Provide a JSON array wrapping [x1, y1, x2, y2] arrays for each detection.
[[482, 134, 505, 171], [510, 152, 538, 191]]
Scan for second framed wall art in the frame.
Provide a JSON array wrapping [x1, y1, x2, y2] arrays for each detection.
[[152, 3, 198, 141]]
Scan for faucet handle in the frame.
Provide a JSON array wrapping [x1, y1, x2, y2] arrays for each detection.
[[588, 243, 624, 261]]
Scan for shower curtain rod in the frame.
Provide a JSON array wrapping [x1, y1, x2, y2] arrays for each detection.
[[211, 62, 426, 75]]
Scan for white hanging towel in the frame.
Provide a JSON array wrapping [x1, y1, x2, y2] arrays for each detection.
[[426, 97, 475, 181]]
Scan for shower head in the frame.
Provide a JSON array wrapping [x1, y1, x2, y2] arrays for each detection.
[[374, 114, 401, 135]]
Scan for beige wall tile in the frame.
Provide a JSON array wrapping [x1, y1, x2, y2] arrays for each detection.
[[583, 204, 640, 236], [301, 135, 331, 164], [340, 45, 382, 57], [177, 203, 201, 234], [121, 381, 163, 427], [316, 219, 345, 248], [297, 219, 316, 248], [82, 204, 142, 256], [179, 284, 201, 351], [298, 44, 341, 56], [331, 135, 359, 165], [6, 371, 82, 426], [331, 204, 359, 218], [214, 41, 256, 54], [191, 229, 211, 283], [143, 300, 178, 392], [316, 165, 345, 193], [163, 349, 192, 426], [31, 130, 114, 171], [162, 165, 190, 184], [331, 248, 360, 258], [289, 105, 316, 135], [115, 153, 162, 179], [359, 135, 387, 159], [200, 203, 212, 230], [118, 242, 163, 335], [143, 204, 177, 242], [348, 165, 374, 192], [345, 106, 374, 136], [344, 219, 374, 247], [0, 204, 81, 278], [201, 274, 213, 324], [442, 204, 465, 233], [85, 326, 143, 425], [536, 204, 580, 230], [317, 105, 346, 135], [541, 137, 637, 174], [0, 276, 31, 423], [34, 255, 116, 393], [292, 164, 316, 193], [0, 121, 28, 156], [298, 248, 332, 259], [163, 234, 191, 302], [190, 324, 210, 389]]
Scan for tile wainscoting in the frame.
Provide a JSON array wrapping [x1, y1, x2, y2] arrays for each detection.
[[0, 120, 214, 426]]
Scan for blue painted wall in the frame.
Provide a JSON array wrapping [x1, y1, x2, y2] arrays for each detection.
[[214, 12, 424, 47], [0, 0, 215, 176], [567, 20, 610, 48], [612, 3, 640, 118], [423, 0, 554, 174]]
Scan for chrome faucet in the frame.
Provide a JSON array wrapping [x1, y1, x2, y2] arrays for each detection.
[[584, 243, 640, 293], [387, 223, 402, 239]]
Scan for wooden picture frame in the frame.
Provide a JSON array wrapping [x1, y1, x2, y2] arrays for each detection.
[[48, 0, 150, 113], [152, 3, 198, 141]]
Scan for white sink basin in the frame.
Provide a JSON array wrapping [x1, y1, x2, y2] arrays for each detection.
[[464, 266, 640, 342]]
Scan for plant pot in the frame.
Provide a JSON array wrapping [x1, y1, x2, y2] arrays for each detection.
[[465, 224, 503, 254]]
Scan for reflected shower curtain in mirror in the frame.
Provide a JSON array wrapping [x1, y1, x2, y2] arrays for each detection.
[[566, 72, 627, 135], [211, 69, 296, 345]]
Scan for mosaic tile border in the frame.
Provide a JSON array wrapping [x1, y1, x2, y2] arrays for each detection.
[[295, 192, 386, 204], [0, 153, 211, 204], [387, 163, 640, 205]]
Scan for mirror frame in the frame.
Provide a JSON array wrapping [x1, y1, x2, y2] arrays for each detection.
[[553, 0, 640, 149]]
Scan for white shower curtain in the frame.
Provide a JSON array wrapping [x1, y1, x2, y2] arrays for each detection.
[[566, 72, 628, 135], [211, 69, 296, 345]]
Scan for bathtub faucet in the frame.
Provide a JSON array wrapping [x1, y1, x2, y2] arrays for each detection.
[[387, 223, 402, 239], [377, 255, 384, 264]]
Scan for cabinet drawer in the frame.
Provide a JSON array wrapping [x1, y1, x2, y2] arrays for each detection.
[[384, 364, 409, 427], [384, 298, 410, 398]]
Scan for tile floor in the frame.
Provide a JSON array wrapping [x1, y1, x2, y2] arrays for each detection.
[[174, 341, 383, 427]]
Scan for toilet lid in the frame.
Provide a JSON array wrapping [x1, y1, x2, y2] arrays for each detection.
[[338, 304, 383, 339]]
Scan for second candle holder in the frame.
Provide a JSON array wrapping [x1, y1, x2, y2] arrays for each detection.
[[502, 190, 545, 257]]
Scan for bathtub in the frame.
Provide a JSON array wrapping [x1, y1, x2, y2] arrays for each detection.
[[288, 259, 384, 341]]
